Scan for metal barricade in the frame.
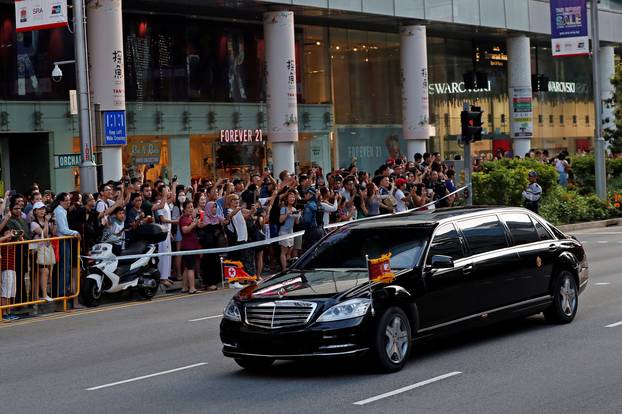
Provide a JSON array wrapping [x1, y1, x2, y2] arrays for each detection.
[[0, 236, 80, 319]]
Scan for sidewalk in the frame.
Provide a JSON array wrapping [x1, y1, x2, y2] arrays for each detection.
[[558, 218, 622, 232]]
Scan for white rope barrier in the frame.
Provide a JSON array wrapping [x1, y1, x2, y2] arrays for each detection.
[[83, 184, 470, 262]]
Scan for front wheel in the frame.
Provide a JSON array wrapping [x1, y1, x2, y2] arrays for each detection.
[[370, 306, 412, 373], [234, 357, 274, 371], [81, 278, 102, 307], [544, 270, 578, 324]]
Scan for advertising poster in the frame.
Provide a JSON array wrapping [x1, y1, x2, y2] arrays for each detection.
[[550, 0, 589, 57], [15, 0, 68, 32], [337, 127, 406, 173], [510, 87, 533, 138]]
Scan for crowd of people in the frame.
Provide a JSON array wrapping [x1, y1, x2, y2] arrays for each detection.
[[0, 151, 463, 320]]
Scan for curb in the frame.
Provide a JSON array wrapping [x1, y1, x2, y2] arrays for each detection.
[[558, 218, 622, 232]]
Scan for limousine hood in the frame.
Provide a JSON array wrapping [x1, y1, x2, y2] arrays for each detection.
[[240, 269, 372, 300]]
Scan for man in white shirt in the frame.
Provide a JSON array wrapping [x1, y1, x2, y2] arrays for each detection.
[[522, 171, 543, 213]]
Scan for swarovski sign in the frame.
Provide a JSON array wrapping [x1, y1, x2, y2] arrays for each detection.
[[428, 80, 580, 96], [428, 81, 492, 95]]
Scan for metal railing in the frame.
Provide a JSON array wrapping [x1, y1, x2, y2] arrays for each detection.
[[0, 236, 80, 318]]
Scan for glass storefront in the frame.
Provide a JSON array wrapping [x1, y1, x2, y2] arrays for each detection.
[[0, 7, 76, 100], [122, 136, 170, 182]]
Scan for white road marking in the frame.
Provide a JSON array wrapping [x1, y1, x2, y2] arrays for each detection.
[[86, 362, 208, 391], [605, 321, 622, 328], [188, 314, 222, 322], [595, 282, 611, 286], [352, 371, 462, 405], [597, 241, 609, 244]]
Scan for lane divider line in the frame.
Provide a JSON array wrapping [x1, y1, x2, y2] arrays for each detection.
[[189, 314, 222, 322], [595, 282, 611, 286], [597, 241, 609, 244], [352, 371, 462, 405], [605, 321, 622, 328], [86, 362, 208, 391]]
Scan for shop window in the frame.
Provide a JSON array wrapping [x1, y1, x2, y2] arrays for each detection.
[[0, 5, 76, 100], [572, 115, 577, 125], [549, 115, 554, 124], [585, 115, 590, 125], [559, 115, 564, 125], [538, 114, 543, 124]]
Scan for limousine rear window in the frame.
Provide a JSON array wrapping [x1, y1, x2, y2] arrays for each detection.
[[458, 215, 509, 255], [296, 227, 429, 270], [503, 213, 540, 245]]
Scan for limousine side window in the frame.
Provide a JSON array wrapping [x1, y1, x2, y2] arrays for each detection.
[[459, 215, 509, 255], [503, 213, 540, 245], [531, 217, 553, 241], [428, 224, 464, 262]]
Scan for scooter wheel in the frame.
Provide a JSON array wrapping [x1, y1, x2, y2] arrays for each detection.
[[140, 280, 159, 300], [82, 278, 101, 307]]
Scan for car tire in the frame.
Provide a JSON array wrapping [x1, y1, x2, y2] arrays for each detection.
[[234, 357, 275, 371], [370, 306, 412, 373], [81, 278, 101, 308], [544, 270, 578, 324]]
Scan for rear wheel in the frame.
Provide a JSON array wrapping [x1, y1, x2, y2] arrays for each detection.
[[234, 357, 275, 371], [544, 270, 578, 324], [140, 279, 160, 300], [370, 306, 412, 373], [81, 278, 101, 307]]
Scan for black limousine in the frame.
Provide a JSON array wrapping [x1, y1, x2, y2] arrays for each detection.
[[220, 207, 588, 372]]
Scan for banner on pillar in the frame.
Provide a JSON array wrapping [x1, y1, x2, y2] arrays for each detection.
[[510, 87, 533, 138], [550, 0, 589, 57], [264, 11, 298, 143], [87, 0, 125, 110], [15, 0, 68, 32], [400, 26, 430, 142]]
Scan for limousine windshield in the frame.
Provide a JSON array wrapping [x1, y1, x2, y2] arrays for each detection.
[[294, 226, 430, 270]]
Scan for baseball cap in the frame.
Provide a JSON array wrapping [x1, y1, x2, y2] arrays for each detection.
[[33, 201, 46, 210], [305, 187, 317, 196], [528, 171, 538, 177], [395, 178, 407, 187], [232, 178, 243, 186]]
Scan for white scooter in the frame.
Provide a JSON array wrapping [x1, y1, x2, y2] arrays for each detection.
[[81, 224, 166, 307]]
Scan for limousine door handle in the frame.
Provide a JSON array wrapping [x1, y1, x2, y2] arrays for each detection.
[[462, 264, 474, 275], [548, 244, 559, 252]]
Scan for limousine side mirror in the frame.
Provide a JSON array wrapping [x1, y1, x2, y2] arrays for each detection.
[[430, 255, 454, 269]]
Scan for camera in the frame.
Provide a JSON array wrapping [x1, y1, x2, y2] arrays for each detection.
[[52, 64, 62, 82]]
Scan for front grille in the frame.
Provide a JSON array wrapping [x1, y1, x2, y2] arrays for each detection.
[[244, 300, 317, 329]]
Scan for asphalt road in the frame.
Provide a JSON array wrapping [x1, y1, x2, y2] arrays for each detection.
[[1, 227, 622, 414]]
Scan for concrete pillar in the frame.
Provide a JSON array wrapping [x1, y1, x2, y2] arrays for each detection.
[[600, 46, 616, 145], [87, 0, 125, 181], [264, 11, 298, 177], [401, 25, 429, 160], [507, 35, 533, 158]]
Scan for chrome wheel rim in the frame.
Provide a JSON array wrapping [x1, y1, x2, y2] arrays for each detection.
[[91, 283, 101, 300], [560, 276, 577, 316], [384, 315, 409, 364]]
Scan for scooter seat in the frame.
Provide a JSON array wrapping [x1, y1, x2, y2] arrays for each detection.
[[120, 241, 148, 256]]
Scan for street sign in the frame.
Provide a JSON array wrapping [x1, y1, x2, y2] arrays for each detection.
[[15, 0, 68, 32], [104, 110, 127, 145], [54, 153, 101, 169]]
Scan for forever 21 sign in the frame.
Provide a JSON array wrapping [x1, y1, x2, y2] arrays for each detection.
[[219, 129, 264, 144]]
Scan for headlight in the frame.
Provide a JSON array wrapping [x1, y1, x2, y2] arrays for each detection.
[[223, 300, 241, 322], [316, 298, 371, 322]]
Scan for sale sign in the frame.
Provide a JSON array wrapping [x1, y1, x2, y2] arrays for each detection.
[[550, 0, 589, 57], [15, 0, 68, 32]]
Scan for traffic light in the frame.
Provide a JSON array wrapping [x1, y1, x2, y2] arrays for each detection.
[[460, 106, 484, 143]]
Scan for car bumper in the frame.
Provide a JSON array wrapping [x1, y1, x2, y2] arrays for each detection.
[[220, 316, 371, 360]]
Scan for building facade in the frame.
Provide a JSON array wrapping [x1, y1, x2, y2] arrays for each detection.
[[0, 0, 621, 192]]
